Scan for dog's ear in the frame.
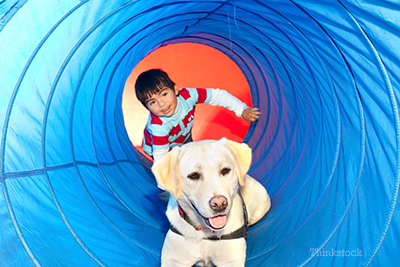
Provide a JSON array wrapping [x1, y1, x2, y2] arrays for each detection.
[[151, 147, 182, 199], [221, 138, 252, 187]]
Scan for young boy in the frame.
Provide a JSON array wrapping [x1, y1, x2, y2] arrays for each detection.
[[135, 69, 260, 161]]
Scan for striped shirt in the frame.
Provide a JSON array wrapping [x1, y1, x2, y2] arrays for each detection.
[[143, 88, 248, 160]]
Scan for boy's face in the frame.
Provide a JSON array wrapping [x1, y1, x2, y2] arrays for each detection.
[[145, 85, 179, 117]]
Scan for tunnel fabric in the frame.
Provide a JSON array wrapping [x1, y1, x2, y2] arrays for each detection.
[[0, 1, 399, 266]]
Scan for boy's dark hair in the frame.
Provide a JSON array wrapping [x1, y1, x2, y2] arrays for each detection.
[[135, 69, 176, 107]]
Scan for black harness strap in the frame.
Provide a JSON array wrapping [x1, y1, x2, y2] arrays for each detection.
[[170, 222, 248, 240], [170, 224, 183, 236]]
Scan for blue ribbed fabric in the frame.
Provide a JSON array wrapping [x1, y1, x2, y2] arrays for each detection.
[[1, 1, 399, 266]]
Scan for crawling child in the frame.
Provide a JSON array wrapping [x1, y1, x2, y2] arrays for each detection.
[[135, 69, 260, 161]]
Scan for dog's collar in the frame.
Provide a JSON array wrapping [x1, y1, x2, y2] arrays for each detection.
[[178, 204, 203, 231], [170, 191, 249, 240]]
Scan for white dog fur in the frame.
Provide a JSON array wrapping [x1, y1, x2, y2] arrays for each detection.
[[152, 138, 271, 267]]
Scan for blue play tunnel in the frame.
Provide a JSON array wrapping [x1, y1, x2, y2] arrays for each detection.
[[1, 1, 399, 266]]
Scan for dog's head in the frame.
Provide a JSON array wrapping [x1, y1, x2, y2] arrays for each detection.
[[152, 138, 252, 230]]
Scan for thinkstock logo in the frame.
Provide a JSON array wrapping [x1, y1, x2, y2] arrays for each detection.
[[310, 248, 363, 257]]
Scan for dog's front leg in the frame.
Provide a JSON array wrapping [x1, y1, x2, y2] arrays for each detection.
[[208, 238, 247, 267], [161, 259, 186, 267], [161, 231, 202, 267], [162, 256, 194, 267]]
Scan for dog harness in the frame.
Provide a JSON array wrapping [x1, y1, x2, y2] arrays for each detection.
[[170, 192, 249, 240]]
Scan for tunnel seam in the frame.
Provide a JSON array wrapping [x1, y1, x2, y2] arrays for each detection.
[[0, 0, 28, 32]]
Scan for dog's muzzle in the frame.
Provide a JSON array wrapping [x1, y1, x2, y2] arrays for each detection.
[[172, 191, 249, 240]]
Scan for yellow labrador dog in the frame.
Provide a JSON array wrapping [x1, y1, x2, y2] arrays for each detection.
[[152, 138, 271, 267]]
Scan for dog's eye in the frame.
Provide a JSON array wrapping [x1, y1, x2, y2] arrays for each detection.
[[221, 167, 231, 176], [187, 172, 200, 180]]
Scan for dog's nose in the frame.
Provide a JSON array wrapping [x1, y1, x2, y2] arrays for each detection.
[[209, 195, 228, 212]]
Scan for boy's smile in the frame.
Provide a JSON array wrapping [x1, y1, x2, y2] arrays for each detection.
[[145, 86, 179, 117]]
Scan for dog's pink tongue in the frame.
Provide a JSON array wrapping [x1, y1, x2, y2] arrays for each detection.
[[209, 215, 227, 229]]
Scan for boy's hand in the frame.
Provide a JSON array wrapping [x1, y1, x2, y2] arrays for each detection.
[[242, 107, 261, 122]]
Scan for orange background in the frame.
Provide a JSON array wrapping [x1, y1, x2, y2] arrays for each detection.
[[122, 42, 251, 149]]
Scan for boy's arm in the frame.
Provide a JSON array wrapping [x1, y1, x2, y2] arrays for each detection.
[[207, 88, 248, 117], [205, 88, 260, 121]]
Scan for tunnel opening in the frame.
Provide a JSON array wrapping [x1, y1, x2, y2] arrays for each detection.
[[122, 42, 253, 163]]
